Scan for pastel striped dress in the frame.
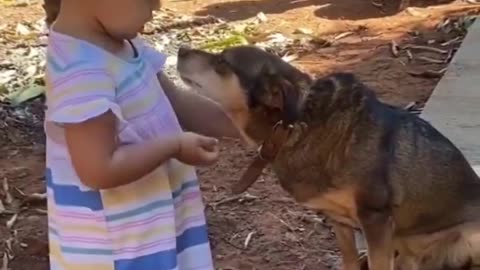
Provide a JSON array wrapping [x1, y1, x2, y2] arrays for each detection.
[[43, 30, 214, 270]]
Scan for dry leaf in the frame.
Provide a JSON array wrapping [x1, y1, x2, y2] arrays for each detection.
[[15, 23, 30, 35], [0, 70, 16, 85], [7, 84, 45, 106], [256, 12, 268, 23]]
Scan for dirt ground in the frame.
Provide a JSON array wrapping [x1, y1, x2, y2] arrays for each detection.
[[1, 0, 479, 270]]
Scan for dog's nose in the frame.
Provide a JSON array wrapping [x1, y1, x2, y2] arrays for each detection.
[[178, 45, 191, 58]]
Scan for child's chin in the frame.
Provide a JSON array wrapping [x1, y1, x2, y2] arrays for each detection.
[[124, 32, 139, 40]]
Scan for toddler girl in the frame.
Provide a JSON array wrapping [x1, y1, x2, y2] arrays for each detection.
[[44, 0, 238, 269]]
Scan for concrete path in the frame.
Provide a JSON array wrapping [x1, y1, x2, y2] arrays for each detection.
[[421, 18, 480, 174]]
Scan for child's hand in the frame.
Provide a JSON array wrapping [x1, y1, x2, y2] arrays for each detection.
[[175, 132, 220, 166]]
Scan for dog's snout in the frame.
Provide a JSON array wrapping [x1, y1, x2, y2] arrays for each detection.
[[178, 45, 192, 58]]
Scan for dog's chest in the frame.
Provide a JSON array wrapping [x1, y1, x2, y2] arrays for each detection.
[[272, 153, 360, 228]]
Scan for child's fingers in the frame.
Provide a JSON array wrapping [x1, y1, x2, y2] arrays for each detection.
[[198, 136, 218, 151], [199, 147, 219, 164]]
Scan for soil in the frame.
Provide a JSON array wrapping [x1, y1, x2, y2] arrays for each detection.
[[0, 1, 479, 270]]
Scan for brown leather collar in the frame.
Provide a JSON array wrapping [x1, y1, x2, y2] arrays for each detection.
[[232, 120, 295, 194]]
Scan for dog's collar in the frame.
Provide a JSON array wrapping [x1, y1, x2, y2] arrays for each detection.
[[232, 120, 295, 194]]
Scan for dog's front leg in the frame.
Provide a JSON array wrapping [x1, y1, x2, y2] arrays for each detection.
[[358, 211, 395, 270], [333, 222, 361, 270]]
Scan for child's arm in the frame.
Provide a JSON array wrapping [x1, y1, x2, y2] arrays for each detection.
[[64, 111, 219, 190], [158, 72, 241, 139]]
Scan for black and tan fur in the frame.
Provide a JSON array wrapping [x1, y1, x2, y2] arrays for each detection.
[[42, 0, 61, 28], [177, 45, 480, 270]]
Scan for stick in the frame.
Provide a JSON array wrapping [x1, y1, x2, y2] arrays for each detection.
[[441, 36, 461, 46], [268, 212, 296, 232], [403, 44, 448, 54], [406, 49, 413, 60], [244, 231, 255, 248], [390, 40, 400, 57], [371, 0, 383, 8], [416, 56, 445, 64], [407, 68, 447, 78]]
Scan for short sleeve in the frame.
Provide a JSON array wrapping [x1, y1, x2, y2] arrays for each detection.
[[45, 64, 126, 125], [137, 39, 167, 74]]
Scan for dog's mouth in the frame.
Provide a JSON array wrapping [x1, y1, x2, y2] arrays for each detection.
[[179, 75, 202, 89]]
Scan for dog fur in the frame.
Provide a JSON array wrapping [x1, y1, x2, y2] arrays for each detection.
[[42, 0, 61, 28], [176, 45, 480, 270]]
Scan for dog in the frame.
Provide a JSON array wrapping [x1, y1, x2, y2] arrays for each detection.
[[177, 45, 480, 270]]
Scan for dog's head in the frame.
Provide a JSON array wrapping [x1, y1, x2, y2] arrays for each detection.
[[176, 45, 311, 144]]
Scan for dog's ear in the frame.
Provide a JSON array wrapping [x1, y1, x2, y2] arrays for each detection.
[[277, 78, 300, 124], [255, 66, 299, 124]]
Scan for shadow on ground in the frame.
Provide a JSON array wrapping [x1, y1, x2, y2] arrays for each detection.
[[194, 0, 456, 22]]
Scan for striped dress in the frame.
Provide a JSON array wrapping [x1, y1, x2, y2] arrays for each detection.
[[43, 30, 214, 270]]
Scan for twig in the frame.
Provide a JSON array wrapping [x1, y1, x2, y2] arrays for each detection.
[[33, 208, 47, 215], [2, 179, 13, 205], [13, 187, 25, 197], [406, 49, 413, 61], [209, 194, 258, 209], [4, 239, 13, 260], [0, 210, 16, 216], [1, 252, 8, 270], [403, 44, 448, 54], [445, 49, 455, 63], [220, 236, 245, 250], [23, 192, 47, 205], [416, 56, 445, 64], [441, 36, 461, 46], [371, 0, 383, 8], [244, 231, 255, 248], [268, 212, 296, 232], [333, 31, 354, 41], [0, 200, 4, 214], [390, 40, 400, 57], [6, 214, 17, 230], [407, 67, 447, 78]]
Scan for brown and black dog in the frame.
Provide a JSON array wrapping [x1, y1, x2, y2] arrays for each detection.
[[176, 45, 480, 270]]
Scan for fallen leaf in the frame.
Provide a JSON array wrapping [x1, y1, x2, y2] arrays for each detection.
[[24, 64, 38, 79], [294, 28, 313, 35], [0, 70, 16, 85], [15, 23, 31, 36], [7, 84, 45, 106], [256, 12, 268, 23]]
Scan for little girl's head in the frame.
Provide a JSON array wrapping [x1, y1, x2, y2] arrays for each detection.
[[57, 0, 160, 40]]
